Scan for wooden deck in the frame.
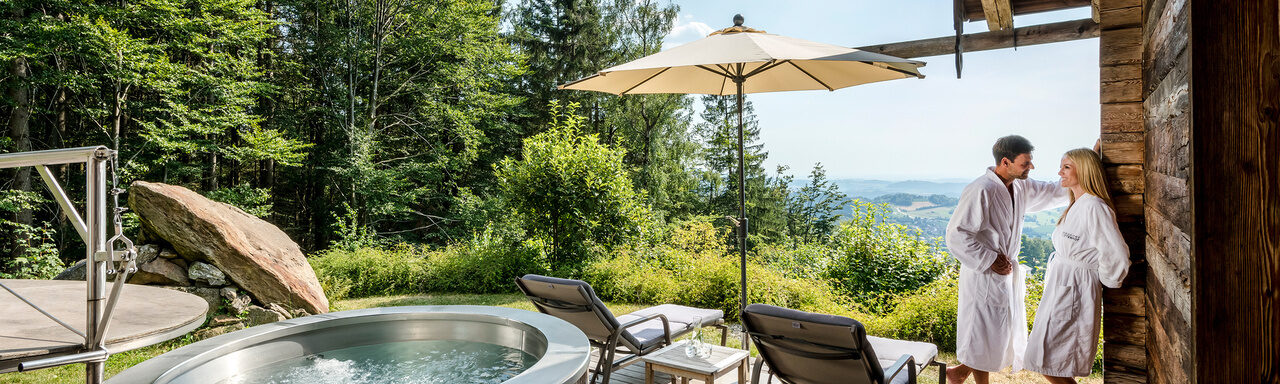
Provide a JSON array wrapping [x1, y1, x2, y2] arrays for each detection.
[[589, 354, 758, 384]]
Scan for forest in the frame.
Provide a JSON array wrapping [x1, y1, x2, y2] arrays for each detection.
[[1, 0, 1074, 361]]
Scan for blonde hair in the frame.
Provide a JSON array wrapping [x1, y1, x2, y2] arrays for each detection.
[[1059, 148, 1114, 225]]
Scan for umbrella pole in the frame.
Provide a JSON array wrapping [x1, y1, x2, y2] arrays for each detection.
[[734, 78, 750, 352]]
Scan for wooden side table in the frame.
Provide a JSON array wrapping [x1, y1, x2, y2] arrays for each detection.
[[640, 340, 748, 384]]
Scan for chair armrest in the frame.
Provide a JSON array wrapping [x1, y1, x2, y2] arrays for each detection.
[[883, 354, 916, 384], [615, 313, 672, 344]]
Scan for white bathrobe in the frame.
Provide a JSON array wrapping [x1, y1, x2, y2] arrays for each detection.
[[1024, 194, 1131, 377], [947, 167, 1068, 373]]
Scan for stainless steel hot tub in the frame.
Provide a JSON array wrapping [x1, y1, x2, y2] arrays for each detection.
[[107, 305, 590, 384]]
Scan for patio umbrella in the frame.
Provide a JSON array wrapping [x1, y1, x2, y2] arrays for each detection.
[[560, 15, 925, 346]]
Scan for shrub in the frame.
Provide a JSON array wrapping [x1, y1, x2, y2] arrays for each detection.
[[581, 218, 857, 321], [0, 190, 64, 279], [824, 200, 950, 312], [864, 272, 960, 351], [309, 245, 430, 298], [422, 229, 549, 294]]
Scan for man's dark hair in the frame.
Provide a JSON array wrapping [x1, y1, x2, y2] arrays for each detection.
[[992, 135, 1034, 164]]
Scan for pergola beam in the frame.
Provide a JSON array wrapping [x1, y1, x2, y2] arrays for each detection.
[[961, 0, 1092, 22], [980, 0, 1015, 30], [856, 18, 1099, 60]]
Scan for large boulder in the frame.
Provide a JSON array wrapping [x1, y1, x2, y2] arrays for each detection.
[[130, 181, 329, 314]]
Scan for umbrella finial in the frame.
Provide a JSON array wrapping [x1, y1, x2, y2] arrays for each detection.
[[733, 14, 744, 26]]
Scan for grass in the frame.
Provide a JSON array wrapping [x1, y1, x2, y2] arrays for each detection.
[[2, 293, 1101, 384]]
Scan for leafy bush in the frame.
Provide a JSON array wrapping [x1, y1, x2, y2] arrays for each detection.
[[311, 228, 549, 300], [0, 191, 64, 279], [421, 229, 549, 294], [581, 218, 856, 321], [864, 272, 960, 351], [310, 245, 430, 298], [824, 200, 950, 312], [495, 101, 653, 272]]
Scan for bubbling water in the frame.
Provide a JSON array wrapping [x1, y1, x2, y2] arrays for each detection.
[[218, 340, 538, 384]]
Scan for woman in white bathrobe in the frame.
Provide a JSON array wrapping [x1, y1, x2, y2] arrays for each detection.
[[1024, 148, 1131, 382]]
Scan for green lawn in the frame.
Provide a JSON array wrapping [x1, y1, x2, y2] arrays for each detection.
[[2, 293, 1100, 384]]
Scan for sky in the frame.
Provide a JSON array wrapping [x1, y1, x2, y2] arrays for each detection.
[[660, 1, 1100, 182]]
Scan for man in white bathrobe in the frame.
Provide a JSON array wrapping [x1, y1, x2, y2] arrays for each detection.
[[945, 135, 1068, 384]]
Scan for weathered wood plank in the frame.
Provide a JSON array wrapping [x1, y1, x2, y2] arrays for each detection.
[[1104, 286, 1146, 316], [1100, 5, 1142, 30], [1146, 268, 1194, 384], [854, 19, 1098, 59], [1101, 27, 1142, 65], [1190, 2, 1280, 382], [1098, 0, 1141, 11], [1144, 214, 1192, 326], [1105, 164, 1143, 194], [1104, 313, 1147, 345], [1101, 102, 1143, 133], [962, 0, 1092, 21], [1101, 76, 1143, 103], [980, 0, 1015, 31], [1101, 64, 1140, 83], [1100, 137, 1143, 165], [1143, 47, 1190, 178], [1145, 172, 1189, 232], [1143, 0, 1188, 95], [1104, 342, 1147, 382], [1111, 193, 1143, 223]]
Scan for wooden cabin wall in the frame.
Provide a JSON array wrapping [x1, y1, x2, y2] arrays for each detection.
[[1098, 0, 1148, 383], [1188, 1, 1280, 382], [1141, 0, 1193, 382]]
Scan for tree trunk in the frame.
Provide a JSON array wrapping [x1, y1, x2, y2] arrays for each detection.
[[7, 24, 33, 258]]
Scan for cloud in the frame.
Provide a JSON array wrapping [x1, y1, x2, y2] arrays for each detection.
[[664, 14, 715, 47]]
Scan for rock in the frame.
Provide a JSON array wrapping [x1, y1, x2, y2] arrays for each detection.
[[221, 287, 252, 314], [169, 287, 222, 315], [246, 305, 286, 326], [136, 244, 159, 265], [268, 303, 295, 319], [194, 323, 246, 340], [209, 315, 243, 327], [130, 181, 329, 314], [53, 260, 86, 281], [128, 257, 191, 286], [290, 308, 310, 319], [171, 258, 189, 269], [188, 262, 227, 286], [158, 248, 180, 259]]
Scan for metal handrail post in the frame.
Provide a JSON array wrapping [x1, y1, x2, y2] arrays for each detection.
[[85, 150, 109, 383]]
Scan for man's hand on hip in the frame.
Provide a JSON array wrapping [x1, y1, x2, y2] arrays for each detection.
[[989, 254, 1012, 275]]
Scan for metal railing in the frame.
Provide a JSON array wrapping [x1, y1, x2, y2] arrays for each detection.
[[0, 146, 128, 383]]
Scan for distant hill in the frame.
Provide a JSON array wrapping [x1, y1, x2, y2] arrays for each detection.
[[827, 178, 969, 199]]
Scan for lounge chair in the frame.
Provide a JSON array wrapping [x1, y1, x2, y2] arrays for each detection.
[[742, 304, 945, 384], [515, 274, 727, 384]]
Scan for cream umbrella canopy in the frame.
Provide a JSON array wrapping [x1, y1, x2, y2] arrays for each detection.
[[560, 15, 925, 343]]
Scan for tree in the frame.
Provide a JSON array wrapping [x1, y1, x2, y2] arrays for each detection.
[[786, 163, 850, 242], [495, 102, 651, 271], [694, 93, 787, 242]]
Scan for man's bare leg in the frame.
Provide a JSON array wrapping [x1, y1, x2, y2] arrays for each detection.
[[1042, 375, 1077, 384], [971, 370, 989, 384]]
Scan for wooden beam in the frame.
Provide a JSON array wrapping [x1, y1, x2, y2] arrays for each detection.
[[980, 0, 1015, 30], [856, 18, 1098, 59], [963, 0, 1093, 21]]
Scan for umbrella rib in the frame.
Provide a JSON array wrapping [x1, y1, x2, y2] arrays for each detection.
[[862, 61, 925, 78], [786, 61, 834, 91], [742, 60, 785, 79], [559, 73, 601, 89], [620, 67, 672, 95], [696, 65, 733, 78]]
